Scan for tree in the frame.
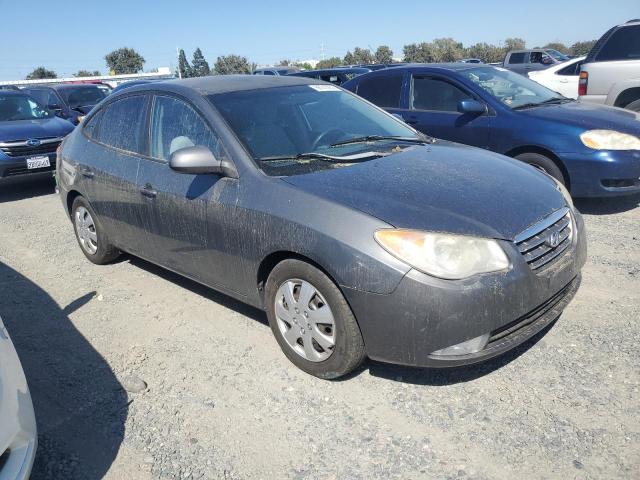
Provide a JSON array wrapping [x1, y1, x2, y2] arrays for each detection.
[[571, 40, 597, 56], [316, 57, 343, 69], [344, 47, 374, 65], [403, 43, 436, 63], [105, 47, 145, 74], [26, 67, 57, 80], [465, 42, 505, 63], [503, 37, 526, 51], [374, 45, 394, 64], [543, 42, 571, 54], [431, 38, 465, 62], [74, 70, 101, 77], [191, 48, 211, 77], [213, 55, 252, 75], [293, 62, 314, 70], [176, 49, 192, 78], [278, 59, 291, 66]]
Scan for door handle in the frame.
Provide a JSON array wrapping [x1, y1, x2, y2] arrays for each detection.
[[80, 167, 94, 179], [559, 78, 568, 83], [140, 184, 157, 198]]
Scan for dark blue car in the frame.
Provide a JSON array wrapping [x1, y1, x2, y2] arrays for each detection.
[[343, 64, 640, 197], [288, 67, 371, 85], [22, 84, 109, 125], [0, 90, 74, 179]]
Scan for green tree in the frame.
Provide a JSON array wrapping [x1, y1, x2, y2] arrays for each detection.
[[344, 47, 374, 65], [571, 40, 597, 56], [431, 38, 465, 62], [503, 37, 526, 51], [176, 49, 192, 78], [403, 43, 436, 63], [105, 47, 145, 74], [543, 42, 571, 54], [278, 59, 291, 66], [191, 48, 211, 77], [214, 55, 252, 75], [293, 62, 314, 70], [316, 57, 343, 69], [26, 67, 57, 80], [374, 45, 394, 64], [465, 43, 505, 63], [74, 70, 101, 77]]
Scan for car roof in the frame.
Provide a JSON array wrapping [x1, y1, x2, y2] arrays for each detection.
[[392, 63, 488, 72], [290, 67, 371, 75], [0, 90, 31, 97], [123, 75, 327, 96]]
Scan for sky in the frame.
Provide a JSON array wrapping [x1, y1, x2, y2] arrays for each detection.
[[1, 0, 638, 80]]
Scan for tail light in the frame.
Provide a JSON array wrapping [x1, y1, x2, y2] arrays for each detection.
[[578, 71, 588, 96]]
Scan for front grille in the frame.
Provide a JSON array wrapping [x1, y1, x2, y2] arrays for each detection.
[[0, 138, 61, 157], [3, 159, 56, 177], [516, 209, 573, 271]]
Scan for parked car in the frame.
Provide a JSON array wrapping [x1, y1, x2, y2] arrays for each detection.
[[458, 58, 483, 64], [343, 64, 640, 197], [112, 79, 161, 94], [57, 76, 585, 378], [22, 84, 108, 125], [0, 314, 37, 480], [0, 85, 20, 91], [356, 63, 406, 71], [528, 56, 586, 99], [253, 66, 300, 76], [288, 67, 371, 85], [503, 49, 570, 75], [579, 19, 640, 111], [0, 90, 74, 179]]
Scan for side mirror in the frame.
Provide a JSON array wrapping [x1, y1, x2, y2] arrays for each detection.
[[457, 99, 486, 115], [169, 146, 224, 175]]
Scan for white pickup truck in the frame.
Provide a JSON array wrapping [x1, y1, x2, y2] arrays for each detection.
[[579, 20, 640, 111]]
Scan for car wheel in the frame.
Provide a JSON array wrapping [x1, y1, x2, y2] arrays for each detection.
[[624, 99, 640, 112], [71, 196, 120, 265], [515, 152, 566, 185], [265, 259, 366, 379]]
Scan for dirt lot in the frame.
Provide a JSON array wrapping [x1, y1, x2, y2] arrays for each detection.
[[0, 176, 638, 480]]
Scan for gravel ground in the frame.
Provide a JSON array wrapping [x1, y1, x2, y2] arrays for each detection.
[[0, 176, 638, 480]]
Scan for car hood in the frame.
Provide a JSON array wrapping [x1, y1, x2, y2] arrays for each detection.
[[520, 101, 640, 134], [0, 116, 74, 142], [283, 142, 566, 240]]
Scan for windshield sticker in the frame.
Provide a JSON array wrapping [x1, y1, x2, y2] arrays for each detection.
[[309, 85, 341, 92]]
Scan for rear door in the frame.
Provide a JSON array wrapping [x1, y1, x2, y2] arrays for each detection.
[[352, 70, 406, 118], [401, 74, 492, 148]]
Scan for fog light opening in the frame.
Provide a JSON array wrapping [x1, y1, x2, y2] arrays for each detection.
[[430, 333, 490, 357]]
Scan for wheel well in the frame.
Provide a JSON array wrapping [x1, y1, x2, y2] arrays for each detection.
[[256, 251, 336, 303], [614, 87, 640, 108], [504, 146, 571, 191], [66, 190, 82, 216]]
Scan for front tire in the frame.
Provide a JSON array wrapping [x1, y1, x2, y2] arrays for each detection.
[[624, 99, 640, 112], [265, 259, 366, 379], [71, 196, 120, 265], [515, 152, 566, 185]]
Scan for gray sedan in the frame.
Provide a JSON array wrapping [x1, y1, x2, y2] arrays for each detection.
[[56, 76, 586, 378]]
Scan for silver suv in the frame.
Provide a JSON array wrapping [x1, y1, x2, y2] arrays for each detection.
[[579, 19, 640, 111]]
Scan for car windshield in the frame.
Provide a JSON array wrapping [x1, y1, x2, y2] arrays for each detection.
[[545, 49, 570, 61], [462, 66, 570, 109], [208, 85, 424, 176], [59, 86, 107, 109], [0, 93, 52, 121]]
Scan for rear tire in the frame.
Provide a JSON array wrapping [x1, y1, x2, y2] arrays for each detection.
[[265, 259, 366, 379], [71, 196, 120, 265], [515, 152, 566, 185]]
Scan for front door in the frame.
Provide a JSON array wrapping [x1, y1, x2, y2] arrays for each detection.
[[401, 75, 492, 148]]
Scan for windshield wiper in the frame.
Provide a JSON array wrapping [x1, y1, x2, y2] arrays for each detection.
[[538, 97, 572, 104], [329, 135, 432, 148], [513, 97, 571, 110], [258, 151, 387, 164]]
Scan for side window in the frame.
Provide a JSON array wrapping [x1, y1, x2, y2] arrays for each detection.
[[557, 61, 582, 76], [596, 25, 640, 61], [263, 70, 276, 76], [411, 77, 469, 112], [48, 91, 63, 107], [95, 95, 147, 154], [83, 109, 103, 139], [356, 73, 403, 108], [508, 52, 526, 64], [150, 96, 223, 162]]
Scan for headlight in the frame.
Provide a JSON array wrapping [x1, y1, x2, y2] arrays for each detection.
[[580, 130, 640, 150], [374, 230, 510, 280]]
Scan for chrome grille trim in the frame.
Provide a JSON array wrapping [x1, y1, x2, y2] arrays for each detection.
[[516, 207, 573, 271]]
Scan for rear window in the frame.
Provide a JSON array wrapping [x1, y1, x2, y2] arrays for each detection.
[[355, 72, 403, 108], [596, 25, 640, 61], [95, 96, 147, 154], [508, 52, 526, 64]]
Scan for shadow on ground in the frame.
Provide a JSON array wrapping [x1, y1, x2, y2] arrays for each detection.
[[575, 193, 640, 215], [0, 260, 127, 479], [0, 176, 56, 203]]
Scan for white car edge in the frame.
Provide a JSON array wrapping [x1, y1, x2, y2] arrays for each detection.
[[0, 314, 37, 480], [528, 56, 586, 99]]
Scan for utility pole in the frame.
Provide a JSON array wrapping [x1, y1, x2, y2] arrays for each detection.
[[176, 47, 182, 79], [320, 43, 326, 61]]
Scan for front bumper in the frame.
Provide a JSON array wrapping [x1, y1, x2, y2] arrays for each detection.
[[0, 316, 37, 480], [343, 210, 587, 368], [559, 149, 640, 197], [0, 153, 57, 179]]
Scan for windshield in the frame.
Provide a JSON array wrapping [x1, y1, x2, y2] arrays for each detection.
[[545, 49, 570, 61], [59, 86, 107, 109], [0, 94, 52, 121], [462, 66, 568, 109], [208, 85, 422, 176]]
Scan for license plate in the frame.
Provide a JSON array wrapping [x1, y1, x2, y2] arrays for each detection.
[[26, 156, 51, 170]]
